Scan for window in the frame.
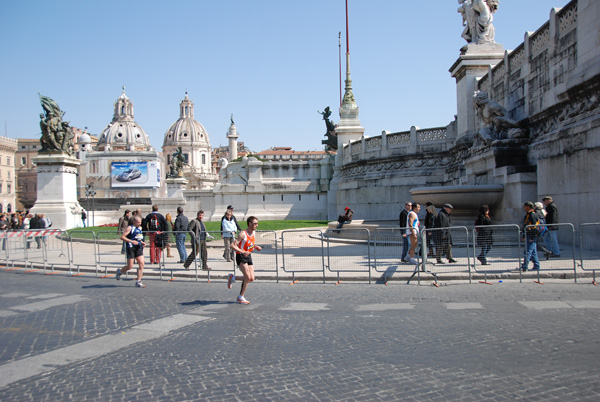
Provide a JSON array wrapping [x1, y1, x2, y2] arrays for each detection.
[[202, 154, 206, 165], [0, 183, 2, 193], [7, 184, 10, 194], [7, 157, 10, 166], [7, 171, 10, 179], [21, 157, 26, 165]]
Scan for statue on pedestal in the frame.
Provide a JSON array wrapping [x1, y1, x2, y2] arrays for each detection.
[[318, 106, 338, 150], [168, 146, 186, 178], [38, 95, 75, 155], [458, 0, 499, 45]]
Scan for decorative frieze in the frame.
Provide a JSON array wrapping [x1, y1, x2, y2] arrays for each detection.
[[387, 132, 410, 145], [530, 24, 550, 57], [418, 128, 447, 142], [558, 1, 577, 37]]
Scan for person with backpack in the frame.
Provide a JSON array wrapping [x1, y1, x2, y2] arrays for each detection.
[[143, 205, 168, 265], [424, 202, 437, 258], [521, 201, 541, 272], [534, 202, 552, 260]]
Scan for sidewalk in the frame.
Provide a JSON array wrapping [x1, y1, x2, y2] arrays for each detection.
[[1, 234, 596, 285]]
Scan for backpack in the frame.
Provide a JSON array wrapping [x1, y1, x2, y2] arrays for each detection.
[[148, 214, 159, 231], [537, 213, 548, 237]]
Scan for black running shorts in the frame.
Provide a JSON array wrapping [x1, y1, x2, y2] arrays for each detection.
[[235, 253, 253, 266]]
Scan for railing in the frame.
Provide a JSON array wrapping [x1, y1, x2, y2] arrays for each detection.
[[1, 221, 598, 285]]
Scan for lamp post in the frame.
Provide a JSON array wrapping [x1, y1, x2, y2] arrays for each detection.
[[85, 182, 96, 227]]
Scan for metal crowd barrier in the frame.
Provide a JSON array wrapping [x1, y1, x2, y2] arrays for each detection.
[[324, 227, 372, 284], [421, 226, 471, 282], [472, 224, 522, 284], [579, 223, 600, 284], [525, 223, 577, 283], [281, 229, 326, 283], [0, 229, 70, 274]]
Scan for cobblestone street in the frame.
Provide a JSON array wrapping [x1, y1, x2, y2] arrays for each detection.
[[0, 268, 599, 401]]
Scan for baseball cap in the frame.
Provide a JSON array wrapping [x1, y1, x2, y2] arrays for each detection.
[[344, 207, 350, 210], [444, 203, 454, 209], [524, 201, 535, 208], [227, 205, 234, 210]]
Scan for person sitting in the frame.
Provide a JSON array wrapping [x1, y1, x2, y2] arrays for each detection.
[[336, 207, 354, 232]]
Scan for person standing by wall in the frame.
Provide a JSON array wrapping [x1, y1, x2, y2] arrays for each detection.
[[81, 209, 87, 227], [173, 207, 189, 264], [144, 205, 167, 265], [475, 204, 493, 265], [221, 206, 240, 262], [165, 213, 174, 258], [399, 201, 412, 262], [118, 210, 131, 255], [424, 202, 437, 258], [435, 204, 457, 264], [406, 203, 421, 265], [542, 196, 560, 257]]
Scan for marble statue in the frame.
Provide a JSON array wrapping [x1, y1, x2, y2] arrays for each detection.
[[473, 91, 525, 144], [318, 107, 338, 150], [38, 94, 75, 155], [458, 0, 499, 45]]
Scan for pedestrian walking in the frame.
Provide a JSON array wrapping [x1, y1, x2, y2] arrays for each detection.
[[424, 202, 437, 257], [173, 207, 189, 263], [434, 204, 457, 264], [227, 216, 262, 304], [475, 204, 493, 265], [542, 196, 561, 257], [534, 202, 553, 260], [183, 210, 212, 270], [117, 216, 146, 288], [81, 209, 87, 227], [521, 201, 541, 272]]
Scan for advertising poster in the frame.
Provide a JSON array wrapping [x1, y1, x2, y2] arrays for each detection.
[[111, 161, 160, 188]]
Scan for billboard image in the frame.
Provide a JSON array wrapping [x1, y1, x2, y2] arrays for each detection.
[[111, 161, 160, 188]]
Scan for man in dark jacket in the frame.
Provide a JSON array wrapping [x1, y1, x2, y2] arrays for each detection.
[[29, 213, 46, 249], [173, 207, 189, 263], [542, 196, 560, 257], [399, 201, 412, 262], [144, 205, 168, 265], [183, 210, 212, 270], [434, 204, 457, 264], [521, 201, 541, 271]]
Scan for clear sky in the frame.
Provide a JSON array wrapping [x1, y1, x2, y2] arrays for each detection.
[[0, 0, 568, 153]]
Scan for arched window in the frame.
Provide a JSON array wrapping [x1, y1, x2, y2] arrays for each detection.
[[202, 154, 206, 165], [7, 204, 11, 213]]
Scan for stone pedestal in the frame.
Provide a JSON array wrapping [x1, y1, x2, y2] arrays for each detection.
[[449, 43, 504, 140], [166, 177, 188, 198], [29, 153, 82, 230]]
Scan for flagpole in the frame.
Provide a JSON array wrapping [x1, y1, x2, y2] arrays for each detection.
[[345, 0, 350, 55]]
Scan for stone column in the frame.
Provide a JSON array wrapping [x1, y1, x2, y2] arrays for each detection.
[[29, 153, 82, 230], [449, 44, 504, 140]]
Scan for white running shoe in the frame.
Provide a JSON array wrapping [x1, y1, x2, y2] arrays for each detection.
[[409, 258, 418, 265], [135, 281, 146, 288], [227, 274, 235, 289], [236, 295, 250, 304]]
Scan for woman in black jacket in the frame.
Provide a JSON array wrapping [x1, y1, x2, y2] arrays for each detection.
[[475, 204, 493, 265]]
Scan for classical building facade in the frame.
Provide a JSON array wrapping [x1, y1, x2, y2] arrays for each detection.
[[0, 136, 18, 213]]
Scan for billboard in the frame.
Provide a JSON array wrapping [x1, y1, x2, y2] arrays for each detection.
[[111, 161, 160, 188]]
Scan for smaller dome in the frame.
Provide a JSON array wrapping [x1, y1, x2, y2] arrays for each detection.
[[78, 133, 92, 144]]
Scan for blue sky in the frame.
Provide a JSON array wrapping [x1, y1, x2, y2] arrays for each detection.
[[0, 0, 568, 152]]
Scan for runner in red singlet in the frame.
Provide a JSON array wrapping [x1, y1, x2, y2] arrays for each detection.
[[227, 216, 262, 304]]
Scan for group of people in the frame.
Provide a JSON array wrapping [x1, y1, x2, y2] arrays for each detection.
[[0, 211, 52, 250], [397, 196, 560, 270], [399, 201, 457, 266], [115, 205, 261, 304]]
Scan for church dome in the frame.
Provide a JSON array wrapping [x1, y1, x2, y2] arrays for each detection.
[[163, 92, 210, 147], [96, 87, 152, 151]]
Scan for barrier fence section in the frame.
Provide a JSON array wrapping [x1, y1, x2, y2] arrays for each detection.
[[372, 227, 418, 279], [422, 226, 471, 281], [579, 223, 600, 283], [66, 230, 100, 275], [281, 229, 326, 283], [244, 230, 279, 281], [0, 229, 70, 273], [325, 227, 372, 284], [525, 223, 577, 282], [472, 224, 522, 283]]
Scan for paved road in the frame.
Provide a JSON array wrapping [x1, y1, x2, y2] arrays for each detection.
[[0, 268, 599, 401]]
